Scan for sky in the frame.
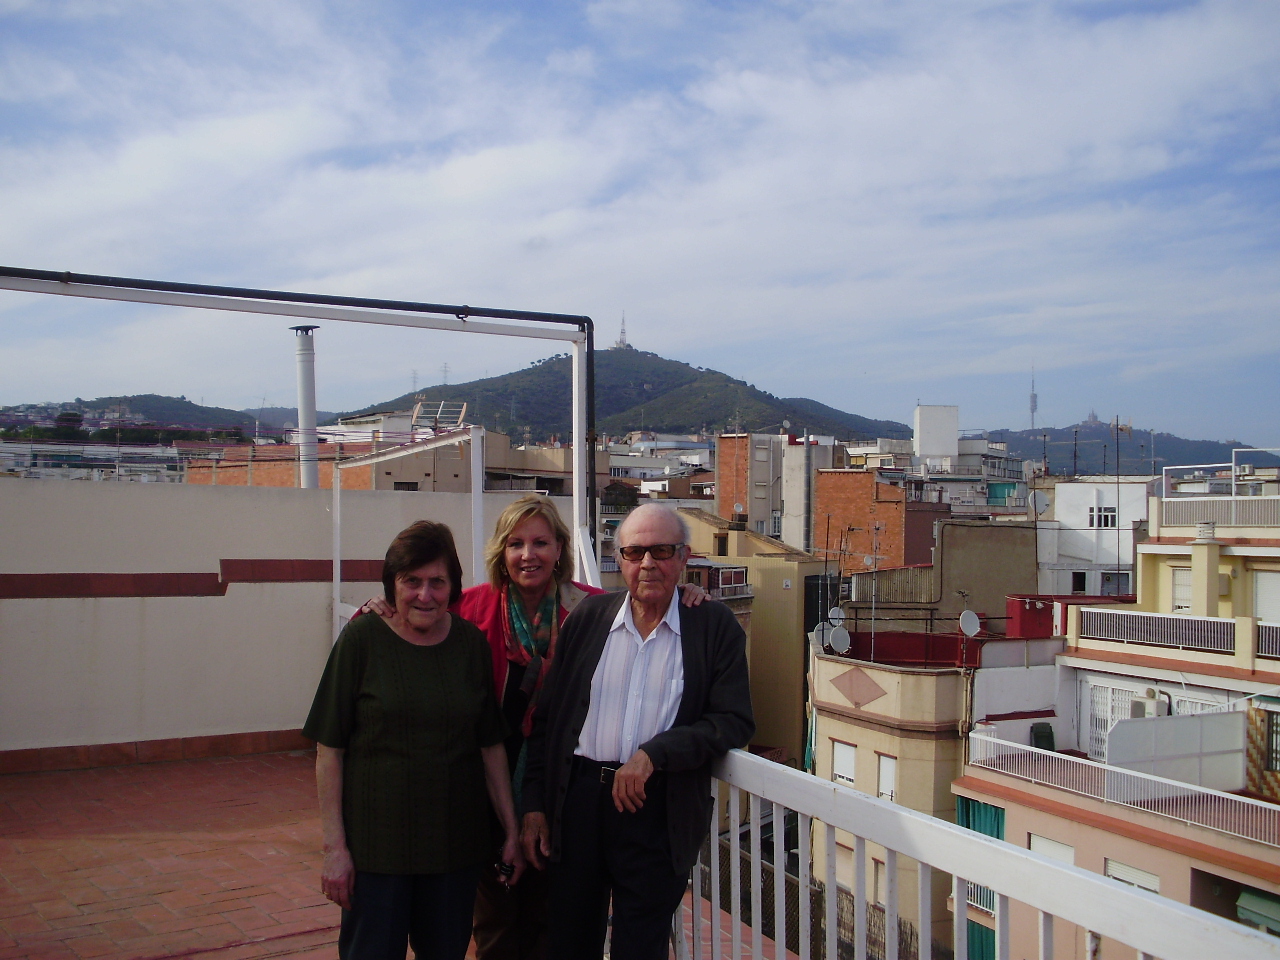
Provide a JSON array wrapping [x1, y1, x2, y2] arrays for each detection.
[[0, 0, 1277, 443]]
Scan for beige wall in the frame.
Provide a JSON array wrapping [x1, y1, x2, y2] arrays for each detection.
[[0, 479, 546, 751], [680, 508, 821, 762], [812, 654, 965, 946]]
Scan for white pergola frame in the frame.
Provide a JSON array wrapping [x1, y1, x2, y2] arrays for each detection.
[[0, 269, 601, 643]]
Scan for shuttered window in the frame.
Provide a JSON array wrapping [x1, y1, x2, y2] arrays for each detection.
[[1172, 567, 1192, 613], [1030, 834, 1075, 865], [832, 742, 856, 787], [1257, 571, 1280, 623], [1105, 859, 1159, 893]]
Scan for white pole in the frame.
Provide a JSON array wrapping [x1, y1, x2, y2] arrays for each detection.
[[571, 339, 600, 587], [470, 425, 485, 587], [292, 325, 320, 489], [332, 453, 342, 643]]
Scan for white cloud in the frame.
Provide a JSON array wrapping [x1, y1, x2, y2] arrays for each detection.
[[0, 0, 1276, 440]]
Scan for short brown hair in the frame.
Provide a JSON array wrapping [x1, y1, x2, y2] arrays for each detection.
[[382, 520, 464, 605], [484, 494, 575, 590]]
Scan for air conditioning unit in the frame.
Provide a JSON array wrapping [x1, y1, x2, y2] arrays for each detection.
[[1130, 697, 1168, 719]]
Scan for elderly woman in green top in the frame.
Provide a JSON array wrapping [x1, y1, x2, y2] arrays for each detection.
[[304, 520, 523, 960]]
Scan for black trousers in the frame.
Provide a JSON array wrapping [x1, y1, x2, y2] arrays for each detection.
[[337, 867, 481, 960], [546, 758, 689, 960]]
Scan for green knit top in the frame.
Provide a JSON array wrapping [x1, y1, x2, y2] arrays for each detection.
[[303, 612, 507, 874]]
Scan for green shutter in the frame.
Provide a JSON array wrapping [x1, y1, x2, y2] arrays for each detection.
[[1238, 888, 1280, 934]]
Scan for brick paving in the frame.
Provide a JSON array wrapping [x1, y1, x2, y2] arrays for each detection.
[[0, 751, 775, 960], [0, 751, 339, 960]]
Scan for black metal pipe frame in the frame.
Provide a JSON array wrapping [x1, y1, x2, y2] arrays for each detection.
[[0, 265, 599, 550]]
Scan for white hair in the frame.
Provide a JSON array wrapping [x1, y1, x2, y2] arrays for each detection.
[[614, 503, 691, 551]]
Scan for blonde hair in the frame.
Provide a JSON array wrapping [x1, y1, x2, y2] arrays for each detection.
[[484, 494, 575, 591]]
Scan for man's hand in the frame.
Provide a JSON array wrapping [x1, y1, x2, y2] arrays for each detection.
[[321, 843, 356, 910], [612, 749, 654, 813], [521, 812, 551, 870], [678, 582, 708, 607], [359, 596, 394, 618]]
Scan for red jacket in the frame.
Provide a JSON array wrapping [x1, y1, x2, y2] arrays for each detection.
[[454, 580, 606, 699]]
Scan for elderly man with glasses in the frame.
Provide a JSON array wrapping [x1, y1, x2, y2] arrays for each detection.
[[519, 503, 754, 960]]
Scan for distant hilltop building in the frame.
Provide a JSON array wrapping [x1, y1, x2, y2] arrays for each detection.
[[613, 312, 631, 350]]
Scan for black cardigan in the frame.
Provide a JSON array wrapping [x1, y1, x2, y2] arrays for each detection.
[[521, 591, 755, 873]]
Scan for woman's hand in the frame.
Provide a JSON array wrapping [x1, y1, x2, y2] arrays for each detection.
[[498, 831, 526, 887], [321, 843, 356, 910], [679, 582, 709, 607], [359, 596, 394, 618]]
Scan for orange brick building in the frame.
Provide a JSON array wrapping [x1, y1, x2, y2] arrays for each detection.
[[186, 443, 376, 490], [812, 469, 951, 575]]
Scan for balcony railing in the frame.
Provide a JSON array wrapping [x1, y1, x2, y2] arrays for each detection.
[[969, 733, 1279, 848], [1260, 622, 1280, 660], [1162, 495, 1280, 527], [684, 749, 1276, 960], [711, 583, 754, 600], [1079, 606, 1235, 654]]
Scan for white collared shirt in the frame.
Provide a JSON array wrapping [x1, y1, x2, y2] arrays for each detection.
[[574, 588, 685, 764]]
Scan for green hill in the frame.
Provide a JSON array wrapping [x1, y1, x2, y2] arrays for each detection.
[[88, 394, 257, 430], [330, 347, 912, 442]]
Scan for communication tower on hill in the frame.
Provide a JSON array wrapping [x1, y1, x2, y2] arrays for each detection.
[[1029, 367, 1038, 430], [614, 312, 628, 349]]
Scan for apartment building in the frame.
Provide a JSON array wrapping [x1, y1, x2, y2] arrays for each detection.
[[951, 475, 1280, 951], [1036, 475, 1157, 596]]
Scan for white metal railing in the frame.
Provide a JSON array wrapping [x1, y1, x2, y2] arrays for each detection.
[[680, 749, 1278, 960], [1079, 606, 1235, 654], [969, 733, 1279, 848], [1259, 622, 1280, 660], [1163, 496, 1280, 527]]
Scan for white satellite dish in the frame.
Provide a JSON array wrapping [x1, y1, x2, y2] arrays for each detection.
[[782, 420, 791, 430], [810, 622, 834, 649], [830, 626, 851, 654], [959, 610, 981, 638], [863, 555, 875, 566], [733, 503, 743, 514], [1031, 491, 1050, 515], [828, 607, 843, 623]]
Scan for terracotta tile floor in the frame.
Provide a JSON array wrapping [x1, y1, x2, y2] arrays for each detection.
[[0, 751, 779, 959], [0, 751, 339, 960]]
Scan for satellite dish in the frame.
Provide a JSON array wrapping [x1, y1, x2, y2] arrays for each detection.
[[782, 420, 791, 430], [959, 610, 981, 638], [830, 626, 851, 654], [828, 607, 843, 623], [810, 623, 834, 649], [733, 503, 743, 514], [1031, 491, 1050, 515], [863, 555, 875, 567]]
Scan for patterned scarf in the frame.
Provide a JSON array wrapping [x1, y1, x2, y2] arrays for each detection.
[[501, 581, 560, 737]]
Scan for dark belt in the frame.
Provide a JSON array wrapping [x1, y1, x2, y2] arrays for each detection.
[[572, 755, 621, 785]]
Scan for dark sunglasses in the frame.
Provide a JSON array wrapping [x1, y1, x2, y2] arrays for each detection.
[[617, 543, 684, 562]]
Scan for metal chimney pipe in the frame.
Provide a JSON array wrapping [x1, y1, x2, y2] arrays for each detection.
[[291, 325, 320, 489]]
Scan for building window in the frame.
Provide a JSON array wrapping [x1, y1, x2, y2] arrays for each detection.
[[753, 481, 768, 499], [956, 797, 1004, 839], [754, 447, 770, 462], [832, 742, 856, 787], [1268, 712, 1280, 773], [1071, 571, 1087, 594], [392, 481, 419, 491], [755, 520, 766, 534], [877, 754, 897, 802], [770, 510, 782, 537], [1029, 834, 1075, 865], [1089, 506, 1117, 528], [1105, 859, 1160, 893], [1172, 567, 1192, 613], [714, 534, 728, 557]]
